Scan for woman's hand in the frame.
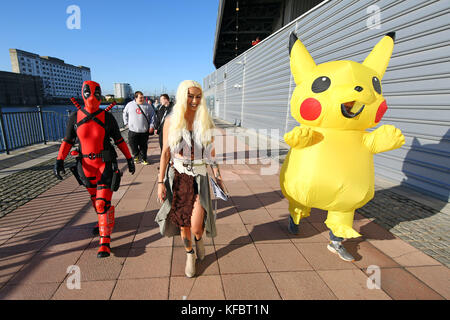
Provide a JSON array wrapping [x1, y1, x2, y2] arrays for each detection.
[[216, 176, 227, 194], [157, 182, 166, 203]]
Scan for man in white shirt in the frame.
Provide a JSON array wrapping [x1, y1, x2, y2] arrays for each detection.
[[123, 91, 155, 165]]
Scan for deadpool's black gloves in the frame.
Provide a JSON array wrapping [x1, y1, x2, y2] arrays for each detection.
[[54, 159, 65, 180], [127, 158, 135, 175]]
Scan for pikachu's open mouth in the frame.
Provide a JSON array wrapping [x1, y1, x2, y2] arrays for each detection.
[[341, 101, 365, 118]]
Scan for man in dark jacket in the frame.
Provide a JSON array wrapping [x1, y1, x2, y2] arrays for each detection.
[[154, 93, 173, 150]]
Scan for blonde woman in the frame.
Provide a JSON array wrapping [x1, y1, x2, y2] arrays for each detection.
[[155, 80, 224, 278]]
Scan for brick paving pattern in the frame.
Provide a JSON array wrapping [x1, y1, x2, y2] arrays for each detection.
[[358, 190, 450, 267], [0, 157, 75, 218]]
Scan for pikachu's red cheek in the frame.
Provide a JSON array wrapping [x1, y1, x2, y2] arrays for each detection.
[[300, 98, 322, 121], [375, 100, 388, 123]]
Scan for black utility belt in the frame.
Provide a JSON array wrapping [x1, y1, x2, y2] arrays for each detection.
[[80, 151, 113, 161]]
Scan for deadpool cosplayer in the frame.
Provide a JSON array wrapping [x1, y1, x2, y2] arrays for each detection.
[[54, 80, 135, 258]]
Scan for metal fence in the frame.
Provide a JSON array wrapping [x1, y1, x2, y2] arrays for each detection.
[[0, 107, 125, 154], [111, 109, 124, 128]]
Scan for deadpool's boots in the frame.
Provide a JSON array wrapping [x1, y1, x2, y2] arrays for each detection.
[[97, 206, 115, 258], [98, 236, 111, 258]]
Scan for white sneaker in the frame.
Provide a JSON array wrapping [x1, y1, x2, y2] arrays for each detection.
[[195, 237, 205, 261], [327, 241, 355, 262], [185, 250, 196, 278]]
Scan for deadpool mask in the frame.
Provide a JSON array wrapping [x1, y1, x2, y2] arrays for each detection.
[[82, 81, 102, 111]]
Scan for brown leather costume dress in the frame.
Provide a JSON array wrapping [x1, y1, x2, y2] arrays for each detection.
[[168, 132, 201, 227]]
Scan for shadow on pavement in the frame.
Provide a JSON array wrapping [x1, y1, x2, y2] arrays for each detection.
[[0, 144, 60, 169], [358, 130, 449, 230]]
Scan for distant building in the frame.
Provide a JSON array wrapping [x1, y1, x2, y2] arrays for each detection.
[[105, 94, 115, 100], [0, 71, 43, 106], [9, 49, 91, 99], [114, 83, 133, 99]]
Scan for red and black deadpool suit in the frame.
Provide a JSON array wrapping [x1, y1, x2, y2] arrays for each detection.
[[54, 80, 135, 258]]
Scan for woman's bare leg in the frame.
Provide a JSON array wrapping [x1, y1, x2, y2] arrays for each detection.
[[180, 227, 192, 252], [180, 195, 204, 252], [190, 195, 206, 260], [191, 195, 205, 240], [181, 198, 202, 277]]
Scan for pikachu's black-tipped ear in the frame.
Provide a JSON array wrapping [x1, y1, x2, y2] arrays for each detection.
[[386, 32, 396, 42], [288, 32, 316, 84], [363, 33, 395, 78], [289, 32, 298, 56]]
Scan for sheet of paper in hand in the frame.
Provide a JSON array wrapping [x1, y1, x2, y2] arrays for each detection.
[[209, 177, 229, 201]]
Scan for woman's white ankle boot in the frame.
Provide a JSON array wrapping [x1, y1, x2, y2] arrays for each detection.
[[195, 237, 205, 261], [185, 249, 196, 278]]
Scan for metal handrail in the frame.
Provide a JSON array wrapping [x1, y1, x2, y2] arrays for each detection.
[[0, 106, 125, 154]]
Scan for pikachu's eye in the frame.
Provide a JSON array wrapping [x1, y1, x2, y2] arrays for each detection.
[[372, 76, 382, 94], [312, 76, 331, 93]]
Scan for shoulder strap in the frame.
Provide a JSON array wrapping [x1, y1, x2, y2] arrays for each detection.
[[136, 103, 150, 124], [76, 109, 105, 128], [159, 108, 169, 128]]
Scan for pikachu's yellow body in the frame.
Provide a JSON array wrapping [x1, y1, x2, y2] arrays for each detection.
[[280, 33, 405, 238]]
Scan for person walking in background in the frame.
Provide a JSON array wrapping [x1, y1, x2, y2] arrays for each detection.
[[252, 36, 261, 46], [148, 99, 157, 115], [154, 93, 173, 151], [147, 99, 156, 136], [153, 98, 161, 110], [123, 91, 155, 165]]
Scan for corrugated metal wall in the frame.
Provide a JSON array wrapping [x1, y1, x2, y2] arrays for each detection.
[[224, 59, 243, 124], [243, 26, 292, 131], [204, 0, 450, 202]]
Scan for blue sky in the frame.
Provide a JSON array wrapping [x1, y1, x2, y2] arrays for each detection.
[[0, 0, 219, 95]]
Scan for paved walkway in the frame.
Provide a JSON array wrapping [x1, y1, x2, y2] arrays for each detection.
[[0, 142, 61, 178], [0, 123, 448, 300]]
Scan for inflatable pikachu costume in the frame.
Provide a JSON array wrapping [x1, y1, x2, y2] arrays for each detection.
[[280, 32, 405, 250]]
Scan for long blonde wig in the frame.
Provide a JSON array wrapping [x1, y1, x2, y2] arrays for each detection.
[[168, 80, 215, 151]]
